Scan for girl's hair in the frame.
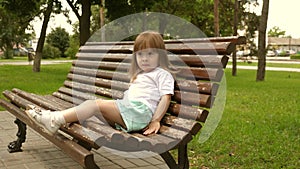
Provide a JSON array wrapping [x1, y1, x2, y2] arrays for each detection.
[[129, 31, 175, 81]]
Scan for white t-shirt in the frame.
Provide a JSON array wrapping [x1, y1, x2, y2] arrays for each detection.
[[123, 67, 174, 113]]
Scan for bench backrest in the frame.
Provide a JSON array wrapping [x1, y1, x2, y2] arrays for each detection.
[[52, 36, 244, 123]]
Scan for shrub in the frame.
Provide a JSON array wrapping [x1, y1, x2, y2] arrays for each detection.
[[290, 54, 300, 59], [65, 35, 80, 59], [42, 44, 61, 59]]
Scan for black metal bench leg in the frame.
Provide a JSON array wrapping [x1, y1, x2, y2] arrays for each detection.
[[160, 143, 190, 169], [160, 151, 179, 169], [8, 118, 27, 153], [178, 144, 189, 169]]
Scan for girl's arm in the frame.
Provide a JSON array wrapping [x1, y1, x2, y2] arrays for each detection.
[[143, 94, 172, 135]]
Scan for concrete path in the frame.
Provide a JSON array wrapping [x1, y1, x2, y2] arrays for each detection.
[[226, 65, 300, 72], [1, 57, 300, 72], [0, 60, 72, 66]]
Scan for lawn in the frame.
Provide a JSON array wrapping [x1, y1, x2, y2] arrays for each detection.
[[189, 69, 300, 168], [0, 63, 72, 104], [0, 64, 299, 168]]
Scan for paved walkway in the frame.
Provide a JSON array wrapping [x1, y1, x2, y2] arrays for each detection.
[[226, 65, 300, 72], [0, 60, 72, 66], [0, 111, 168, 169]]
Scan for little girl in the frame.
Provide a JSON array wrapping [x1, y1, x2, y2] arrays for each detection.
[[26, 31, 175, 136]]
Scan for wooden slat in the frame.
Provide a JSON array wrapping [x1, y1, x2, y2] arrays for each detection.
[[2, 90, 36, 110], [81, 41, 234, 55], [173, 90, 211, 108], [162, 115, 202, 135], [175, 79, 217, 95], [67, 73, 129, 91], [165, 36, 246, 44], [169, 54, 224, 67], [72, 60, 129, 71], [131, 133, 168, 152], [83, 118, 140, 149], [168, 103, 209, 122], [57, 87, 99, 101], [76, 53, 226, 68], [85, 36, 246, 45], [63, 81, 124, 99], [12, 88, 58, 111], [177, 67, 224, 81], [62, 123, 105, 149], [70, 67, 130, 82], [52, 91, 84, 105], [159, 125, 192, 142], [43, 95, 74, 109], [76, 53, 131, 62]]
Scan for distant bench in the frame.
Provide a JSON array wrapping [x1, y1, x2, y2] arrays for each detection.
[[0, 36, 245, 169]]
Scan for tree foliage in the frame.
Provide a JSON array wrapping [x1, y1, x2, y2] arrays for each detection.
[[0, 0, 40, 58], [46, 27, 70, 57], [268, 26, 286, 37]]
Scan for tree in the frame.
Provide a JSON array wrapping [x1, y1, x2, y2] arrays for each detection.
[[34, 0, 54, 72], [268, 26, 286, 37], [0, 0, 40, 58], [214, 0, 220, 37], [46, 27, 70, 57], [66, 0, 95, 46], [256, 0, 269, 81], [33, 0, 65, 72]]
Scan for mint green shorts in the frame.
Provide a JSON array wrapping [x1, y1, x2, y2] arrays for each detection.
[[115, 100, 152, 132]]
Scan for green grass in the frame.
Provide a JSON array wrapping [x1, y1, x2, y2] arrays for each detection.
[[0, 64, 299, 168], [189, 69, 300, 168], [0, 63, 72, 109]]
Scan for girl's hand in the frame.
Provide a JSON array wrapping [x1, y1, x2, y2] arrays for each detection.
[[143, 120, 160, 135]]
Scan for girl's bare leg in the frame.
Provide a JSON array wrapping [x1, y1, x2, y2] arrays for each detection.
[[61, 99, 126, 129]]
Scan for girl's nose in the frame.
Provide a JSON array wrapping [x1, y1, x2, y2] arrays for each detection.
[[141, 55, 148, 61]]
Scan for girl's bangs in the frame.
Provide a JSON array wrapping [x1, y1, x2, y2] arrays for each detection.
[[135, 39, 158, 52]]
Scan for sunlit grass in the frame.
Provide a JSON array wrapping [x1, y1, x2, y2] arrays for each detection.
[[189, 69, 300, 168], [0, 63, 72, 106]]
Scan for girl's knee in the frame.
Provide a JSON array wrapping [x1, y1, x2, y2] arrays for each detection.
[[80, 100, 100, 113]]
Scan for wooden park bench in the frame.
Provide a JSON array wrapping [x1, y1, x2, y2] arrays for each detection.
[[0, 36, 245, 169]]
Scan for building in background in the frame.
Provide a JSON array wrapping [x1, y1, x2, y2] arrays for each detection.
[[268, 37, 300, 56]]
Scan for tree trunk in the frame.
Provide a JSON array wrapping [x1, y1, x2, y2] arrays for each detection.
[[100, 0, 105, 41], [214, 0, 219, 37], [33, 1, 53, 72], [79, 0, 91, 46], [256, 0, 269, 81], [232, 0, 239, 76]]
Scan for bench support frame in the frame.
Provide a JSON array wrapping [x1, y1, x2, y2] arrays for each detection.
[[8, 118, 27, 153], [160, 143, 189, 169]]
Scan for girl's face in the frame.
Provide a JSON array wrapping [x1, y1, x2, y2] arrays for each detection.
[[136, 48, 159, 72]]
